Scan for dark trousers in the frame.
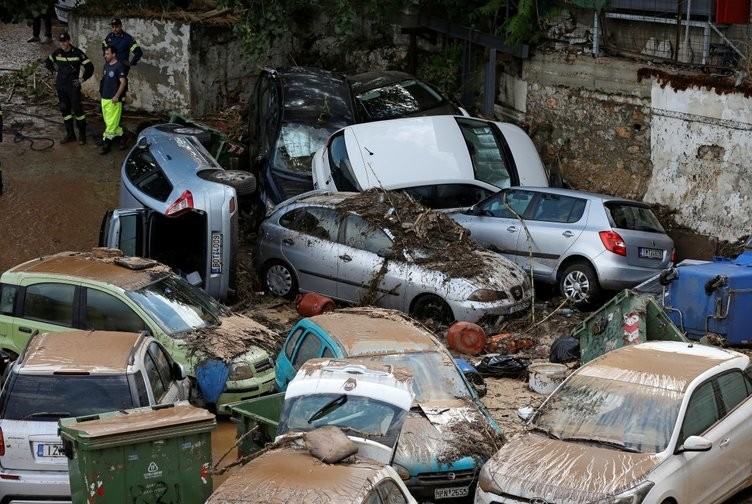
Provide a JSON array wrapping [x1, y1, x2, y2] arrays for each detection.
[[57, 82, 84, 119], [32, 13, 52, 38]]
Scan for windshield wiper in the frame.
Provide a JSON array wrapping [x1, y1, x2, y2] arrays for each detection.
[[560, 436, 641, 453], [22, 411, 71, 420], [307, 394, 347, 424], [530, 425, 561, 440]]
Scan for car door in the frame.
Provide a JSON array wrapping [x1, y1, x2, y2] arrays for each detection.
[[277, 327, 338, 391], [277, 206, 341, 298], [99, 208, 149, 257], [450, 189, 535, 264], [8, 282, 78, 355], [673, 372, 752, 504], [144, 341, 188, 404], [515, 192, 589, 280], [336, 213, 406, 310]]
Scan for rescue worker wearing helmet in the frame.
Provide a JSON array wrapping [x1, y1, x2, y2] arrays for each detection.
[[45, 32, 94, 145]]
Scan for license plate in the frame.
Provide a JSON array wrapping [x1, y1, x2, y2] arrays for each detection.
[[509, 299, 531, 313], [210, 232, 222, 274], [638, 247, 663, 260], [36, 443, 63, 458], [435, 487, 469, 499]]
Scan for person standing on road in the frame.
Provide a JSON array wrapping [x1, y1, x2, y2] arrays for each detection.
[[99, 45, 127, 154], [102, 18, 142, 76], [45, 32, 94, 145], [28, 9, 52, 44]]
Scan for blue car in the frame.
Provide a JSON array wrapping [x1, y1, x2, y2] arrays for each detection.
[[275, 307, 502, 502]]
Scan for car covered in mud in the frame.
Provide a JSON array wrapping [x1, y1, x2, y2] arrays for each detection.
[[275, 307, 504, 502], [102, 123, 257, 301], [0, 330, 190, 502], [255, 190, 532, 324], [311, 115, 552, 209], [476, 341, 752, 504], [0, 250, 275, 413], [449, 186, 675, 307]]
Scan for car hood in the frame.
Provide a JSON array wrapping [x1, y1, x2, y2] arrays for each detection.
[[483, 432, 664, 502], [393, 399, 502, 473]]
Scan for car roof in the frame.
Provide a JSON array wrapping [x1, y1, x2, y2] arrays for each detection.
[[347, 70, 418, 94], [269, 67, 356, 128], [579, 341, 748, 392], [5, 251, 172, 291], [307, 308, 441, 356], [20, 330, 142, 374], [502, 186, 647, 206], [208, 446, 385, 503]]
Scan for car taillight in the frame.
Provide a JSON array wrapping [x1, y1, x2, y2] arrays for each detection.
[[229, 196, 236, 214], [599, 230, 627, 256], [671, 248, 677, 262], [0, 427, 4, 456], [165, 190, 194, 216]]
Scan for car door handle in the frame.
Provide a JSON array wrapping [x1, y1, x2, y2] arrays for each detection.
[[18, 326, 33, 334], [282, 238, 294, 245], [562, 231, 574, 238], [506, 226, 518, 233], [339, 255, 352, 262], [719, 438, 730, 448]]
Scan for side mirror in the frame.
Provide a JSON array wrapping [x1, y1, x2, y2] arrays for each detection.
[[678, 435, 712, 452], [172, 362, 187, 381], [468, 205, 482, 216]]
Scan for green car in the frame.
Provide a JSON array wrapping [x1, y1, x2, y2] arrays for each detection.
[[0, 250, 276, 413]]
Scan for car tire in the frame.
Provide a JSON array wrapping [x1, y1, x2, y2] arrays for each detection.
[[156, 124, 213, 144], [200, 170, 257, 196], [262, 260, 298, 299], [410, 295, 454, 325], [558, 262, 601, 307]]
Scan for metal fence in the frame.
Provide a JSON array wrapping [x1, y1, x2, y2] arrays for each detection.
[[592, 0, 751, 74]]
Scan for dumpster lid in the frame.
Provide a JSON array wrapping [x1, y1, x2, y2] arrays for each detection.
[[60, 402, 215, 439]]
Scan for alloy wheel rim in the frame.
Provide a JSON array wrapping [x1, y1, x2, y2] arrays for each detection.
[[563, 270, 590, 303]]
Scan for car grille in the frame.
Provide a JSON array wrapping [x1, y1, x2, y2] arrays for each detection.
[[417, 468, 476, 485], [254, 358, 273, 374], [511, 285, 524, 300]]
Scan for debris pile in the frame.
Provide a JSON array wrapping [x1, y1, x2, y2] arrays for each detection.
[[184, 313, 284, 361]]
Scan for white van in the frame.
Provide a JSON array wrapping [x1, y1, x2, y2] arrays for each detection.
[[312, 115, 553, 209]]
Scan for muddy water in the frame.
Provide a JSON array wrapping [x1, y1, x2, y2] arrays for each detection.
[[211, 419, 238, 489]]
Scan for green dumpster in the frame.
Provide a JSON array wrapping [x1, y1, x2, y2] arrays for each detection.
[[228, 392, 284, 458], [572, 289, 688, 364], [59, 402, 216, 504]]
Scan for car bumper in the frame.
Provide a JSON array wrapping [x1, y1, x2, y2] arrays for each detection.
[[448, 297, 531, 323], [0, 468, 70, 504], [404, 474, 477, 502], [215, 375, 276, 415], [593, 255, 669, 291], [474, 487, 506, 504]]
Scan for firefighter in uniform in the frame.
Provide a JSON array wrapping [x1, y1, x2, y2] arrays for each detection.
[[102, 18, 143, 76], [45, 32, 94, 145]]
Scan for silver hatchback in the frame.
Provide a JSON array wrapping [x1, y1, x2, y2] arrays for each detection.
[[448, 187, 674, 306], [254, 191, 532, 324]]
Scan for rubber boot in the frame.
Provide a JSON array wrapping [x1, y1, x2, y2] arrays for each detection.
[[76, 120, 86, 145], [99, 138, 112, 155], [60, 119, 76, 144]]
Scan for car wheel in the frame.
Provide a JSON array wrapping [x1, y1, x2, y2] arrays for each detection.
[[559, 262, 601, 307], [200, 170, 257, 196], [410, 295, 454, 325], [263, 261, 298, 299]]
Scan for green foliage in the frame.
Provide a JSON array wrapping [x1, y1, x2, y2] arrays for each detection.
[[417, 42, 463, 98], [503, 0, 541, 48]]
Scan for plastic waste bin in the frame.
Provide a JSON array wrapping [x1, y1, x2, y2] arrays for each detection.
[[228, 392, 285, 458], [571, 289, 687, 364], [59, 402, 216, 504]]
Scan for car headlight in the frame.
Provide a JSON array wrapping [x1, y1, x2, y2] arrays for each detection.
[[477, 461, 503, 494], [391, 463, 411, 481], [593, 480, 655, 504], [228, 362, 253, 381], [468, 289, 508, 302]]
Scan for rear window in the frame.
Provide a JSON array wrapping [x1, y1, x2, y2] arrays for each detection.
[[327, 132, 360, 192], [274, 123, 333, 175], [125, 149, 173, 202], [356, 80, 445, 120], [0, 373, 135, 420], [605, 203, 665, 233], [456, 118, 515, 189]]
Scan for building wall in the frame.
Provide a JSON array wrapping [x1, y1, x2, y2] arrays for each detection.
[[504, 51, 752, 242]]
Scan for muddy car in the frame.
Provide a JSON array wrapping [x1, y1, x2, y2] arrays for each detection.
[[255, 190, 532, 324], [476, 341, 752, 504], [0, 250, 276, 413], [101, 123, 257, 301], [274, 308, 504, 502]]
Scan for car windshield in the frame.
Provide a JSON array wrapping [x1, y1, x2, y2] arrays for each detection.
[[605, 202, 666, 233], [0, 374, 134, 420], [126, 275, 222, 336], [278, 393, 408, 448], [355, 352, 472, 402], [356, 79, 445, 120], [456, 118, 513, 189], [274, 123, 335, 174], [531, 373, 682, 454]]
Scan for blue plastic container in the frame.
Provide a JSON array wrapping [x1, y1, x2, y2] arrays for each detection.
[[666, 249, 752, 345]]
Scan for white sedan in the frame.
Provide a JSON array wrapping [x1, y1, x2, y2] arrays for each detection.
[[476, 341, 752, 504]]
